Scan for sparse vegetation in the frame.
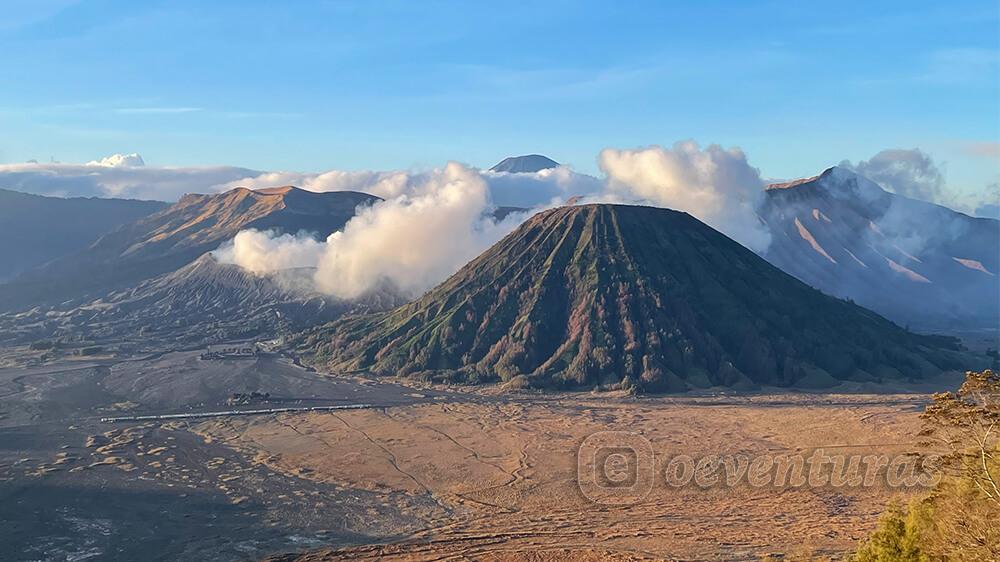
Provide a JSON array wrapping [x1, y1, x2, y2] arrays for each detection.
[[853, 370, 1000, 561]]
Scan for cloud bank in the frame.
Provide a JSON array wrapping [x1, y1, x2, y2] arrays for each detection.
[[599, 141, 770, 251], [0, 154, 258, 201], [218, 164, 602, 208]]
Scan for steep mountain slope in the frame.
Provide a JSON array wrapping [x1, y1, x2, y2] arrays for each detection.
[[0, 189, 167, 281], [0, 254, 401, 350], [303, 204, 964, 391], [761, 167, 999, 330], [489, 154, 560, 173], [0, 186, 380, 311]]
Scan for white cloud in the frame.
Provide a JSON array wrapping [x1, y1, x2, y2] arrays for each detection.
[[599, 140, 770, 251], [482, 165, 603, 207], [219, 164, 603, 208], [216, 169, 414, 200], [840, 148, 945, 203], [313, 163, 520, 298], [0, 158, 259, 200], [86, 152, 146, 167]]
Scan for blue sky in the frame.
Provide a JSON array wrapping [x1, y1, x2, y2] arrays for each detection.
[[1, 0, 997, 196]]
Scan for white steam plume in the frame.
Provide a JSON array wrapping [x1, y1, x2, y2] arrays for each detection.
[[218, 163, 530, 300], [599, 140, 770, 251], [214, 230, 326, 275], [314, 163, 523, 299]]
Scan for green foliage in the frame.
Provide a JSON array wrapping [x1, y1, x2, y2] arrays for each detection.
[[852, 501, 926, 562]]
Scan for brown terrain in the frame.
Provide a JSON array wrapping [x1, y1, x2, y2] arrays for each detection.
[[0, 347, 957, 561], [204, 384, 943, 561]]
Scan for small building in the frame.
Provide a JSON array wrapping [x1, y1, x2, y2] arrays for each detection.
[[201, 343, 258, 360]]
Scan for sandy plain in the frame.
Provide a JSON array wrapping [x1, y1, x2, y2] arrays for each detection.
[[215, 390, 938, 561], [0, 347, 953, 561]]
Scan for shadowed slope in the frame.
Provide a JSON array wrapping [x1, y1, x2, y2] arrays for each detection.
[[304, 204, 965, 391]]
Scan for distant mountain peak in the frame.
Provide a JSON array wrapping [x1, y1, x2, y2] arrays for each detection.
[[489, 154, 560, 173], [766, 165, 886, 201]]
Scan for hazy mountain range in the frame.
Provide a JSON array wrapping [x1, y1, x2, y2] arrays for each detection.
[[0, 188, 166, 282]]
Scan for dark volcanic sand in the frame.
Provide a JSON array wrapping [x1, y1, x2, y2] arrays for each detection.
[[0, 352, 452, 561]]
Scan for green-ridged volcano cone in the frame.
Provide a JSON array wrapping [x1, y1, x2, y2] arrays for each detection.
[[304, 204, 966, 391]]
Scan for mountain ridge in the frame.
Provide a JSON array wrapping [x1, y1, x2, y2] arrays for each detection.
[[0, 186, 380, 311], [761, 166, 999, 330], [0, 253, 402, 349]]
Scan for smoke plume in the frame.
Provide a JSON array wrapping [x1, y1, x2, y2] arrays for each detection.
[[218, 163, 529, 300], [313, 163, 523, 299], [214, 230, 326, 275]]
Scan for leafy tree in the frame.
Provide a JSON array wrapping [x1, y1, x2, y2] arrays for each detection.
[[852, 500, 926, 562], [920, 369, 1000, 510]]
